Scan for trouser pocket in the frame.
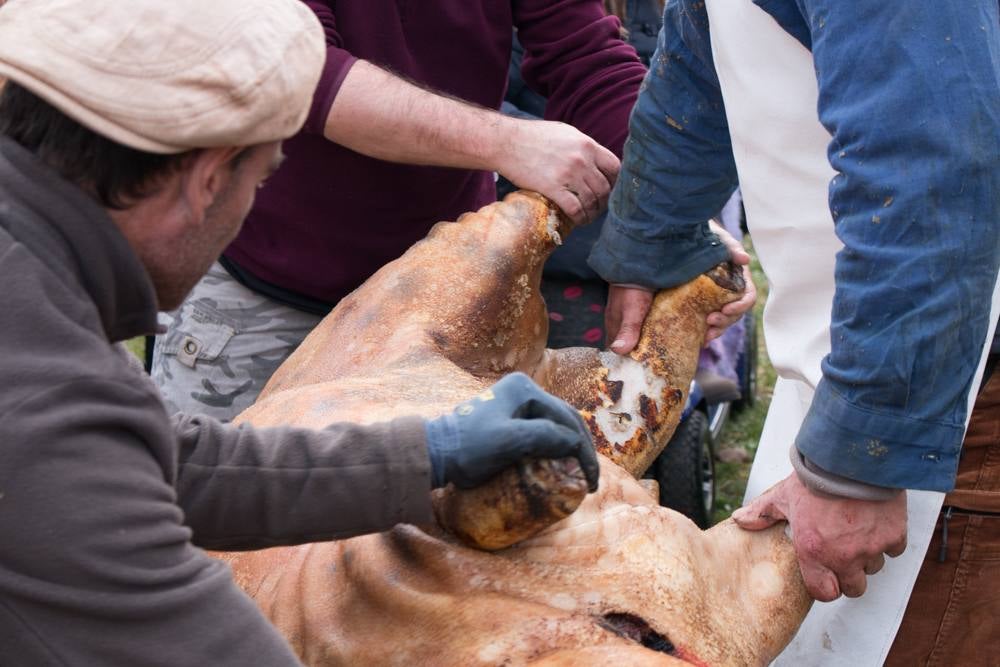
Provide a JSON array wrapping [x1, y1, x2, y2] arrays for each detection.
[[151, 298, 248, 418], [156, 299, 237, 370]]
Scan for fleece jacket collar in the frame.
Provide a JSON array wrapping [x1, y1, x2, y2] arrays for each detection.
[[0, 136, 159, 342]]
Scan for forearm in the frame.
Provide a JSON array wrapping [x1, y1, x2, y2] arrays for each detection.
[[174, 413, 433, 549], [324, 59, 514, 171], [325, 59, 621, 224]]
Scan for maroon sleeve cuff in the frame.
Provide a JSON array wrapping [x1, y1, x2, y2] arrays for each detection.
[[303, 47, 358, 136]]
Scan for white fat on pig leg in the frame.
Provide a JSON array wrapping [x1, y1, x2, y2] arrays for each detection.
[[592, 351, 668, 448]]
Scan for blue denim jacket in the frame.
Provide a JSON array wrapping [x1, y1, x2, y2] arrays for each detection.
[[589, 0, 1000, 491]]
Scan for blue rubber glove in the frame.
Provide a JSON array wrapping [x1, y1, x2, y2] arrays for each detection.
[[426, 372, 599, 491]]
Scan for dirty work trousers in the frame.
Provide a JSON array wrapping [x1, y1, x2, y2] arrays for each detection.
[[886, 362, 1000, 666]]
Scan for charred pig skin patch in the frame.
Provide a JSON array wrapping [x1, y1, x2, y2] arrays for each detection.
[[605, 379, 624, 404], [637, 393, 658, 425]]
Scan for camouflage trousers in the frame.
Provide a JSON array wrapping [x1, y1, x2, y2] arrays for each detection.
[[151, 262, 323, 421]]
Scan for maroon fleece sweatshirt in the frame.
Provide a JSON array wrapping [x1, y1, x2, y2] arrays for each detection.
[[223, 0, 645, 308]]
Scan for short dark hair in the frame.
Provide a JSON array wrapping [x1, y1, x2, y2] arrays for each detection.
[[0, 81, 200, 209]]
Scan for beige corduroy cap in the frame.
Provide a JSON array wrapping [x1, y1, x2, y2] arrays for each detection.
[[0, 0, 325, 154]]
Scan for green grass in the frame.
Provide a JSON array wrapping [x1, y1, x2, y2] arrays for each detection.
[[711, 241, 775, 525], [125, 336, 146, 361]]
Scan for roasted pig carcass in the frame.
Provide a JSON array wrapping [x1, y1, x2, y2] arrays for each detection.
[[217, 192, 811, 666]]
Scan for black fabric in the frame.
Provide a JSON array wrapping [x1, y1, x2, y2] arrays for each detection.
[[505, 32, 548, 118], [219, 253, 335, 316], [982, 354, 999, 393], [144, 333, 156, 373], [541, 278, 610, 349], [623, 0, 664, 65]]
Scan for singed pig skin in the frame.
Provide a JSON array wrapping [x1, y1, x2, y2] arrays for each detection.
[[220, 192, 810, 665], [217, 459, 808, 666]]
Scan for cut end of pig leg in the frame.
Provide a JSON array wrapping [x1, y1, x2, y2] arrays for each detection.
[[432, 457, 589, 551], [704, 260, 745, 294]]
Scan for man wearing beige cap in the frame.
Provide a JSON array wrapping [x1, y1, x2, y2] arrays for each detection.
[[0, 1, 599, 664]]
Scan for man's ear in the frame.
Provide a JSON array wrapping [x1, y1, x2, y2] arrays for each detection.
[[180, 146, 245, 220]]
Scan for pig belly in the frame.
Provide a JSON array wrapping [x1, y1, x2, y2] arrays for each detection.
[[221, 459, 807, 667]]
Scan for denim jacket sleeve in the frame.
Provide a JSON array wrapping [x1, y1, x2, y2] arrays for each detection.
[[791, 0, 1000, 492], [587, 0, 737, 289], [590, 0, 1000, 492]]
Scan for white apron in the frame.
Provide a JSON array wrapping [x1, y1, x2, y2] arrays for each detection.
[[702, 1, 1000, 663]]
